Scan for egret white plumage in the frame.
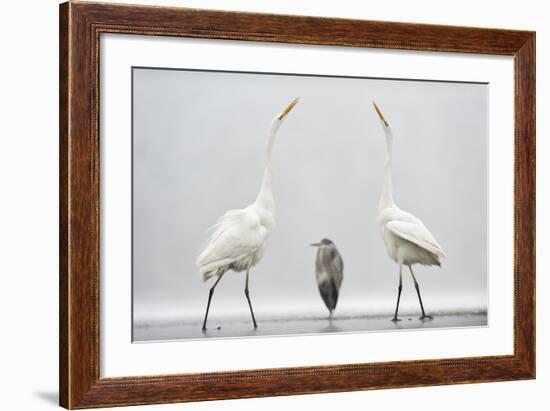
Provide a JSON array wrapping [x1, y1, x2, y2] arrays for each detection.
[[310, 239, 343, 318], [372, 101, 446, 321], [196, 97, 300, 331]]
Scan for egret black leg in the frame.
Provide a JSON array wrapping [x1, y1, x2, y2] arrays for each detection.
[[391, 265, 403, 322], [244, 270, 258, 329], [409, 266, 432, 320], [202, 274, 224, 331]]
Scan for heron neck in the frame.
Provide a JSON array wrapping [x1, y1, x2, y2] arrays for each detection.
[[255, 121, 279, 210], [379, 128, 395, 209]]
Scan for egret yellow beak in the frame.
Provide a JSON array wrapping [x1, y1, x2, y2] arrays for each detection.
[[372, 101, 389, 127], [278, 97, 300, 120]]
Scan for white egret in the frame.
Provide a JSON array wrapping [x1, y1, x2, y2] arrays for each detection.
[[372, 101, 446, 321], [310, 239, 344, 318], [196, 97, 300, 331]]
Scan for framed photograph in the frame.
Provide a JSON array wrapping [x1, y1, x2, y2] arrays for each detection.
[[59, 2, 535, 409]]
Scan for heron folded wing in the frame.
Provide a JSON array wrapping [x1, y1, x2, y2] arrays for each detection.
[[329, 249, 344, 290], [386, 220, 446, 257], [318, 279, 339, 311]]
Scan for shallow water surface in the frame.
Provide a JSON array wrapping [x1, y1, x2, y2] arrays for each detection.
[[134, 311, 487, 343]]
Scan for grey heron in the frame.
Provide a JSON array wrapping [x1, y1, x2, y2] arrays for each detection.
[[310, 238, 344, 317], [196, 97, 300, 331]]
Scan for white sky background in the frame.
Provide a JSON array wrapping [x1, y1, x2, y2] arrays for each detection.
[[132, 68, 487, 323]]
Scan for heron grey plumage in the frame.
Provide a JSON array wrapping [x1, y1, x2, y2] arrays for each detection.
[[310, 239, 344, 317]]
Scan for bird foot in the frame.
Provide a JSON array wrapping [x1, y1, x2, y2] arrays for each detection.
[[391, 317, 402, 322], [419, 315, 433, 321]]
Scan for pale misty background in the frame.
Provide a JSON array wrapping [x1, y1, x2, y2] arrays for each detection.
[[132, 67, 487, 340]]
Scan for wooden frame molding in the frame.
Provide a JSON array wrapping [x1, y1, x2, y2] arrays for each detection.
[[59, 1, 535, 408]]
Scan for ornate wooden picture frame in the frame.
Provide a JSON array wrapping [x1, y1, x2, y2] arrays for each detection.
[[59, 1, 535, 408]]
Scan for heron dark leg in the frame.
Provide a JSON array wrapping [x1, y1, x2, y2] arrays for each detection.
[[202, 273, 224, 331], [244, 270, 258, 329], [409, 266, 432, 320], [391, 264, 403, 322]]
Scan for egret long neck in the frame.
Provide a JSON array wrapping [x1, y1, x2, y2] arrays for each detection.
[[255, 121, 279, 210], [379, 127, 395, 209]]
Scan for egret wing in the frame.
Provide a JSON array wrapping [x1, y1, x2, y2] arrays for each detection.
[[386, 220, 445, 257], [196, 208, 267, 274]]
